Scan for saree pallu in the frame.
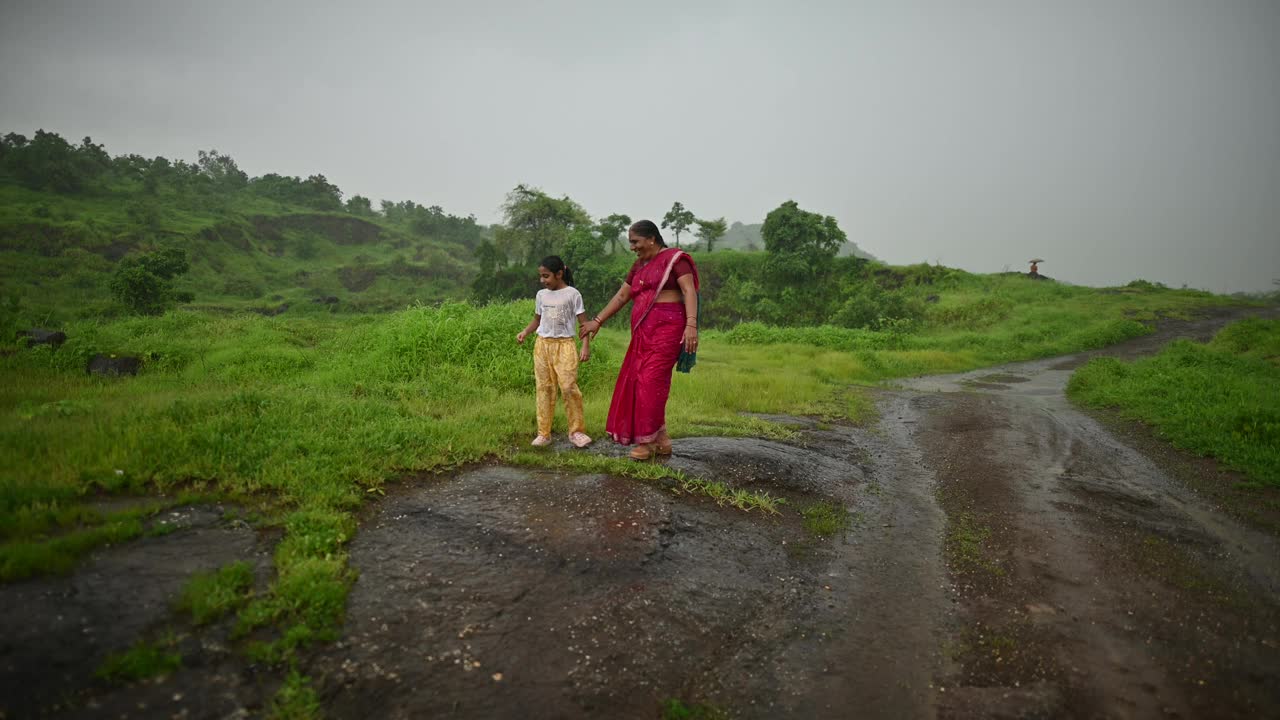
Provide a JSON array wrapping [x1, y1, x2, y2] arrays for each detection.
[[605, 249, 699, 446]]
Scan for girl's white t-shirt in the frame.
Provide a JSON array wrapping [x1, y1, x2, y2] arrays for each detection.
[[535, 287, 585, 338]]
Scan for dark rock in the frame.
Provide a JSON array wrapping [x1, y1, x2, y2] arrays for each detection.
[[338, 266, 378, 292], [925, 295, 940, 304], [18, 329, 67, 348], [87, 354, 142, 376], [312, 296, 339, 305], [19, 329, 67, 348], [250, 303, 290, 317]]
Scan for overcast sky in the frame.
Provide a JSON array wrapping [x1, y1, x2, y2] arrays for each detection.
[[2, 1, 1277, 292]]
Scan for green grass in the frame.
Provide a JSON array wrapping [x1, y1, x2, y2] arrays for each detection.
[[234, 510, 357, 662], [510, 451, 785, 514], [95, 638, 182, 684], [801, 501, 851, 537], [1068, 318, 1280, 486], [721, 274, 1244, 372], [268, 670, 322, 720], [178, 560, 256, 625], [0, 516, 144, 582], [945, 511, 1003, 578], [662, 698, 729, 720]]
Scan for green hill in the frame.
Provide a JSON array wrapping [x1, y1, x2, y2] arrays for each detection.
[[0, 131, 484, 325]]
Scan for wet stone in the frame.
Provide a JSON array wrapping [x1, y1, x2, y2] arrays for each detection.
[[309, 465, 829, 719], [664, 437, 866, 497], [0, 506, 264, 718]]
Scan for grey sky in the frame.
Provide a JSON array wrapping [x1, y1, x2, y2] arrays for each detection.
[[2, 0, 1277, 292]]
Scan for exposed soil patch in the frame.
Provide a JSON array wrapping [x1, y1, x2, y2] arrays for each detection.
[[338, 266, 378, 292], [251, 214, 383, 247], [0, 223, 83, 256], [197, 222, 252, 252], [84, 240, 138, 262]]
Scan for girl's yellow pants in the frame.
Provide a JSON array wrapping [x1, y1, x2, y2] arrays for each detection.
[[533, 336, 585, 437]]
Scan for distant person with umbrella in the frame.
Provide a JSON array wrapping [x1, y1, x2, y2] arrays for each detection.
[[1028, 258, 1043, 278]]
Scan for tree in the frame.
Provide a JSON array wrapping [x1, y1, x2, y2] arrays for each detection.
[[389, 202, 485, 248], [498, 184, 590, 265], [596, 213, 631, 254], [109, 247, 192, 315], [346, 195, 374, 216], [248, 173, 342, 210], [4, 129, 107, 193], [303, 174, 342, 209], [694, 217, 728, 252], [562, 225, 623, 309], [196, 149, 248, 190], [661, 202, 695, 247], [760, 201, 848, 324], [761, 200, 846, 273]]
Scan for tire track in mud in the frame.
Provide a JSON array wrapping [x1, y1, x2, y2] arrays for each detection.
[[901, 309, 1280, 719]]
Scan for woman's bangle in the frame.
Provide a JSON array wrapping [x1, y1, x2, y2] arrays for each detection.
[[593, 315, 604, 325]]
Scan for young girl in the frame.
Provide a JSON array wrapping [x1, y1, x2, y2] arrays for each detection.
[[515, 256, 593, 448]]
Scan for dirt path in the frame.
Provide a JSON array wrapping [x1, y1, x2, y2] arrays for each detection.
[[898, 308, 1280, 719], [5, 310, 1278, 719], [905, 390, 1280, 719]]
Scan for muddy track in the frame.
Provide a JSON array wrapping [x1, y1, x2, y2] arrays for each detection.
[[901, 308, 1280, 719], [4, 309, 1278, 719]]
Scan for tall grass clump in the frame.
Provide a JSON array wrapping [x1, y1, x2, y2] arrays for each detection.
[[330, 300, 613, 392], [1068, 318, 1280, 486]]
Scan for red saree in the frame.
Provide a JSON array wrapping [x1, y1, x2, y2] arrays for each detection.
[[605, 248, 700, 445]]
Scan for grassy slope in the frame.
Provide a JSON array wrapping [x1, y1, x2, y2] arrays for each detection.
[[1, 277, 1246, 545], [0, 180, 477, 326], [1068, 317, 1280, 487]]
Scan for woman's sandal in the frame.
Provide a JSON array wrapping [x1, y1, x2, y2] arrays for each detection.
[[629, 443, 657, 461], [655, 431, 673, 456]]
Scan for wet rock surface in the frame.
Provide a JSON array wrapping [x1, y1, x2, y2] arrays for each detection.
[[307, 425, 948, 719], [0, 505, 274, 719]]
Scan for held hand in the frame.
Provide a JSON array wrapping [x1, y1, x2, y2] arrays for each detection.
[[516, 330, 527, 344], [683, 326, 698, 354], [580, 319, 600, 338]]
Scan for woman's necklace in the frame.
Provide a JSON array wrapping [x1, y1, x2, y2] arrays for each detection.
[[636, 249, 661, 287]]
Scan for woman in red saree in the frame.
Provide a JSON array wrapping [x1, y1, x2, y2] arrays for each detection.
[[579, 220, 699, 460]]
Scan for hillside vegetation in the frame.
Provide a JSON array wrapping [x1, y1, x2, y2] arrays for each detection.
[[0, 130, 486, 325]]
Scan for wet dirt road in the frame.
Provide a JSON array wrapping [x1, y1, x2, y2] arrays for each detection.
[[5, 310, 1277, 719]]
